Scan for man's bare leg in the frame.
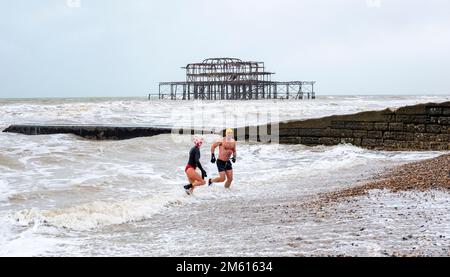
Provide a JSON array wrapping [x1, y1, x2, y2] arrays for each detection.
[[210, 172, 226, 185], [225, 170, 233, 188]]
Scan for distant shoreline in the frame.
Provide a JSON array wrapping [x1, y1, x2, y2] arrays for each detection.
[[1, 95, 450, 101]]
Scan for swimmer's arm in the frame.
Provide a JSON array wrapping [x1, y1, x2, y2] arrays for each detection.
[[195, 149, 205, 172], [233, 143, 237, 159], [196, 161, 205, 172]]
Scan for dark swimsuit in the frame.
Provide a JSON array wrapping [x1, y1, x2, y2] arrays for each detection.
[[185, 146, 205, 173], [216, 159, 232, 172]]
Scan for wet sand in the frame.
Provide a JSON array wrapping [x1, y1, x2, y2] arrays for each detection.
[[313, 154, 450, 205], [300, 154, 450, 256]]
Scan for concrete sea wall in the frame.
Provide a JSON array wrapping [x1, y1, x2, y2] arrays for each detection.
[[231, 101, 450, 151], [4, 101, 449, 150], [2, 125, 209, 140]]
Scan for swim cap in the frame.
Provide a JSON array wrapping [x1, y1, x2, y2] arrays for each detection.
[[225, 128, 234, 136], [193, 136, 204, 147]]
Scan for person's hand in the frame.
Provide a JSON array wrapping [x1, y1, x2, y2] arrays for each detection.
[[231, 156, 236, 163], [211, 153, 216, 163], [201, 170, 207, 179]]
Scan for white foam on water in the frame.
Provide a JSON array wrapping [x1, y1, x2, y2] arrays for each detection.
[[6, 138, 444, 233], [12, 192, 190, 231], [0, 180, 13, 203], [1, 96, 449, 128], [0, 213, 75, 257]]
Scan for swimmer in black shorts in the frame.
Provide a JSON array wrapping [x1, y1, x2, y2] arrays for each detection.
[[208, 128, 237, 189]]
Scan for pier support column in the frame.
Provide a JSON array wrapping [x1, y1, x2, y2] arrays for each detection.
[[187, 84, 191, 100], [312, 83, 315, 99]]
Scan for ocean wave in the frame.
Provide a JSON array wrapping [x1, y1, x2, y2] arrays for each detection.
[[1, 96, 449, 128], [12, 193, 187, 231]]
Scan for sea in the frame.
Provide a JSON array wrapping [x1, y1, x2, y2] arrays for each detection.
[[0, 95, 449, 256]]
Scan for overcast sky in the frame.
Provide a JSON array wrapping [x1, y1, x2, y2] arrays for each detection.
[[1, 0, 449, 98]]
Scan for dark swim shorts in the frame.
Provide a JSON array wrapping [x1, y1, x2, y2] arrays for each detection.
[[216, 159, 233, 172]]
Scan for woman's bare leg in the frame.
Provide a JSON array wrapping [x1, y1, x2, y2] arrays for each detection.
[[186, 168, 206, 188], [187, 176, 195, 185]]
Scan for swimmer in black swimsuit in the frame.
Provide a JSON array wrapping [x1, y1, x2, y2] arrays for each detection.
[[184, 137, 207, 195]]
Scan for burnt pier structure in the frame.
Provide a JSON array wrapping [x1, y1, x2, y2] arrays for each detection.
[[154, 58, 316, 100]]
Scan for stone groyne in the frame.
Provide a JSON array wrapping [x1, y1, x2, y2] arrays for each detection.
[[230, 101, 450, 151], [4, 102, 449, 150], [2, 125, 210, 140]]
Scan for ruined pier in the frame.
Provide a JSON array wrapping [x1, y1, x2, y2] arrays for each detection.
[[154, 58, 316, 100]]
